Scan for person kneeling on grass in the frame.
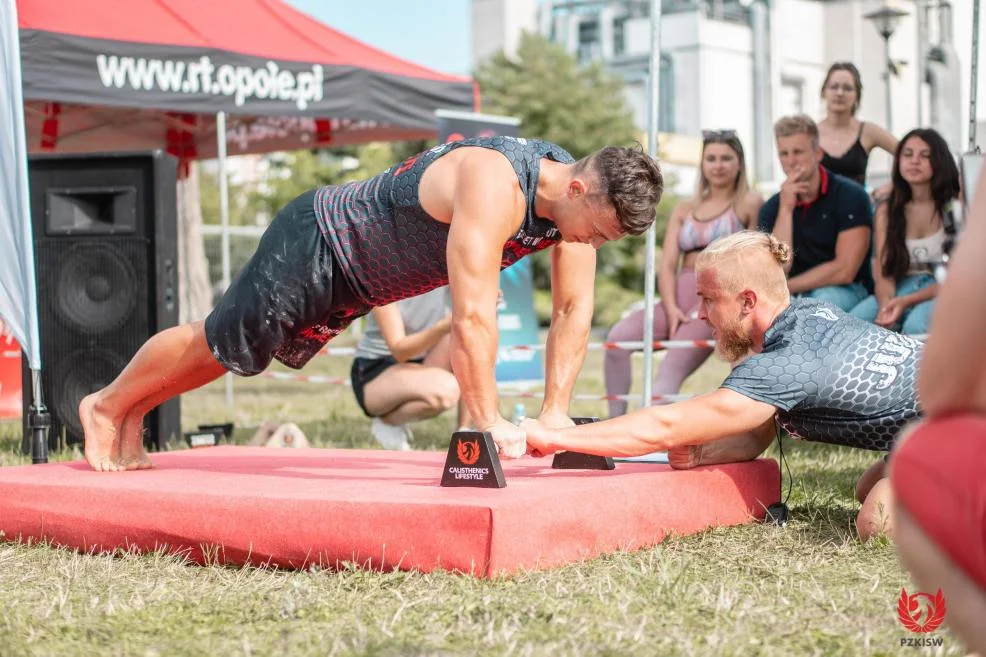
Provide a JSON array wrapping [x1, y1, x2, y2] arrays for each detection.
[[350, 286, 471, 450], [888, 164, 986, 655], [522, 230, 922, 541]]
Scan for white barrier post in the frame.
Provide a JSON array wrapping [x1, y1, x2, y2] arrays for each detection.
[[642, 0, 664, 410], [216, 111, 234, 413]]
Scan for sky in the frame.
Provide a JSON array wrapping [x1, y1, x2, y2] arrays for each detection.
[[285, 1, 473, 76]]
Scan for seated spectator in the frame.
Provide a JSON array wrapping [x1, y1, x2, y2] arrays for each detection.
[[604, 130, 761, 416], [350, 286, 469, 450], [849, 128, 961, 334], [759, 114, 873, 311], [817, 61, 897, 198], [890, 163, 986, 655]]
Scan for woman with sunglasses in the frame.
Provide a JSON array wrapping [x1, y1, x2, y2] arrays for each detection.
[[818, 62, 897, 197], [603, 130, 761, 416], [848, 128, 961, 335]]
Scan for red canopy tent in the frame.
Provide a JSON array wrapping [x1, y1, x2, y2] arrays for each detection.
[[17, 0, 477, 161], [8, 0, 477, 431]]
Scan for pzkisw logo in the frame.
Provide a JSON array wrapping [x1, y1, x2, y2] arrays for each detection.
[[897, 588, 946, 648]]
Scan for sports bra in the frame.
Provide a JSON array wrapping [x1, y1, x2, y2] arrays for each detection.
[[678, 205, 744, 254]]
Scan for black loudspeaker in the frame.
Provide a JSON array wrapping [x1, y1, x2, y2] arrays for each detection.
[[22, 151, 180, 452]]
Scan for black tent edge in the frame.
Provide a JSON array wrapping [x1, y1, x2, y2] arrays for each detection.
[[20, 30, 474, 129]]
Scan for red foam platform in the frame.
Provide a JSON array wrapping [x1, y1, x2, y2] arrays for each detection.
[[0, 447, 779, 576]]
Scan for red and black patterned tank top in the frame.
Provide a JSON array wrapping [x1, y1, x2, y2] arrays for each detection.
[[313, 136, 575, 306]]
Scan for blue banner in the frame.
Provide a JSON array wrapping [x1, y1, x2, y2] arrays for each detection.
[[495, 259, 542, 382]]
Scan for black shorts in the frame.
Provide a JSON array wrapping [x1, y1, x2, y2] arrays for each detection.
[[350, 356, 423, 416], [204, 190, 371, 376]]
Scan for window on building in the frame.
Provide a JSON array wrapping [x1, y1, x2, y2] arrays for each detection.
[[577, 19, 600, 63], [613, 16, 627, 56], [779, 76, 804, 116]]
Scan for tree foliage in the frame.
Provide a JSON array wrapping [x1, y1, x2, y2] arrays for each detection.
[[199, 142, 427, 227], [474, 32, 639, 159]]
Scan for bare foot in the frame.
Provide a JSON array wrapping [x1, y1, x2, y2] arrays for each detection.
[[118, 412, 154, 471], [855, 457, 887, 503], [79, 394, 122, 472]]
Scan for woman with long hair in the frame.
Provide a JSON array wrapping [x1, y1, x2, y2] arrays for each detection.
[[603, 131, 761, 417], [818, 61, 897, 194], [849, 128, 961, 334]]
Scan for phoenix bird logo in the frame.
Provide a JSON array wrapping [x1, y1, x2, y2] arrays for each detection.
[[897, 588, 946, 633], [456, 438, 481, 465]]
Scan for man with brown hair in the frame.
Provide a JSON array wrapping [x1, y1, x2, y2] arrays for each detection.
[[80, 136, 664, 472], [524, 230, 921, 541], [759, 114, 873, 311]]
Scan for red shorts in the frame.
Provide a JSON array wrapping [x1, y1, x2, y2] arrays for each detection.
[[890, 415, 986, 590]]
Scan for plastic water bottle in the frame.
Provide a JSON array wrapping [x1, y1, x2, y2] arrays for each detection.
[[512, 403, 526, 425]]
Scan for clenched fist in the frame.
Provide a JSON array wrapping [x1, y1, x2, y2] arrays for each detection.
[[485, 417, 527, 459]]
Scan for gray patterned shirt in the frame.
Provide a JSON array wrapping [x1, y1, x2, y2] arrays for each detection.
[[721, 298, 922, 451]]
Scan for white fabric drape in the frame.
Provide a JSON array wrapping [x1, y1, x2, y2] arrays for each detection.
[[0, 0, 41, 369]]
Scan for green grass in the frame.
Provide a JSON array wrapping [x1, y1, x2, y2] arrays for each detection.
[[0, 335, 964, 656]]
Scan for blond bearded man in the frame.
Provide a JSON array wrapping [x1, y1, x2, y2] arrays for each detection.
[[524, 230, 922, 541]]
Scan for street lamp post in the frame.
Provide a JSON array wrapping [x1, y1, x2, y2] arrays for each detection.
[[864, 5, 909, 134]]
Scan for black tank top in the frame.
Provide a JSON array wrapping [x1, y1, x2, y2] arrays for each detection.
[[313, 136, 574, 306], [820, 122, 869, 185]]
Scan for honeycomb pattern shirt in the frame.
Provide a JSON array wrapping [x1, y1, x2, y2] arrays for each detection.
[[721, 298, 922, 451]]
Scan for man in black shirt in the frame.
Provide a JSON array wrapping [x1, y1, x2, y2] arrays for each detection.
[[524, 231, 920, 541], [758, 115, 873, 310]]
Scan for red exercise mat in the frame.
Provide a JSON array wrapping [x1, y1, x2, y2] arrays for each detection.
[[0, 447, 779, 576]]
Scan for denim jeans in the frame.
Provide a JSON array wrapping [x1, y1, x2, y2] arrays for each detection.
[[797, 283, 868, 312], [848, 273, 936, 334]]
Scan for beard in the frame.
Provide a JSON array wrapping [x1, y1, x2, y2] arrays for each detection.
[[713, 313, 754, 363]]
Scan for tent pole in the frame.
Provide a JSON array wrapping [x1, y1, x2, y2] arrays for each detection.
[[970, 0, 981, 151], [216, 111, 234, 412], [642, 0, 663, 409], [916, 0, 927, 128]]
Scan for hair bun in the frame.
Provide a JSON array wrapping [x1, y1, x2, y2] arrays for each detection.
[[767, 235, 792, 266]]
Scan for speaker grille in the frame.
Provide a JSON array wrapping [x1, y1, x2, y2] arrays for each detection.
[[55, 243, 138, 333], [36, 239, 150, 444], [51, 348, 129, 440], [25, 151, 180, 452], [40, 240, 149, 340]]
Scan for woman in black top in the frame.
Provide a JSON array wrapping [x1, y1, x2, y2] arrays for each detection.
[[817, 62, 897, 196]]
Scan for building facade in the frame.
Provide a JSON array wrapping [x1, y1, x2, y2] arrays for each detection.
[[471, 0, 978, 191]]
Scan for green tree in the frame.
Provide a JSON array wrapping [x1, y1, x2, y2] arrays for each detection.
[[198, 167, 243, 226], [244, 143, 425, 223], [474, 32, 638, 159]]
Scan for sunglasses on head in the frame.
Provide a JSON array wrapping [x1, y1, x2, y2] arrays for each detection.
[[702, 129, 738, 143]]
